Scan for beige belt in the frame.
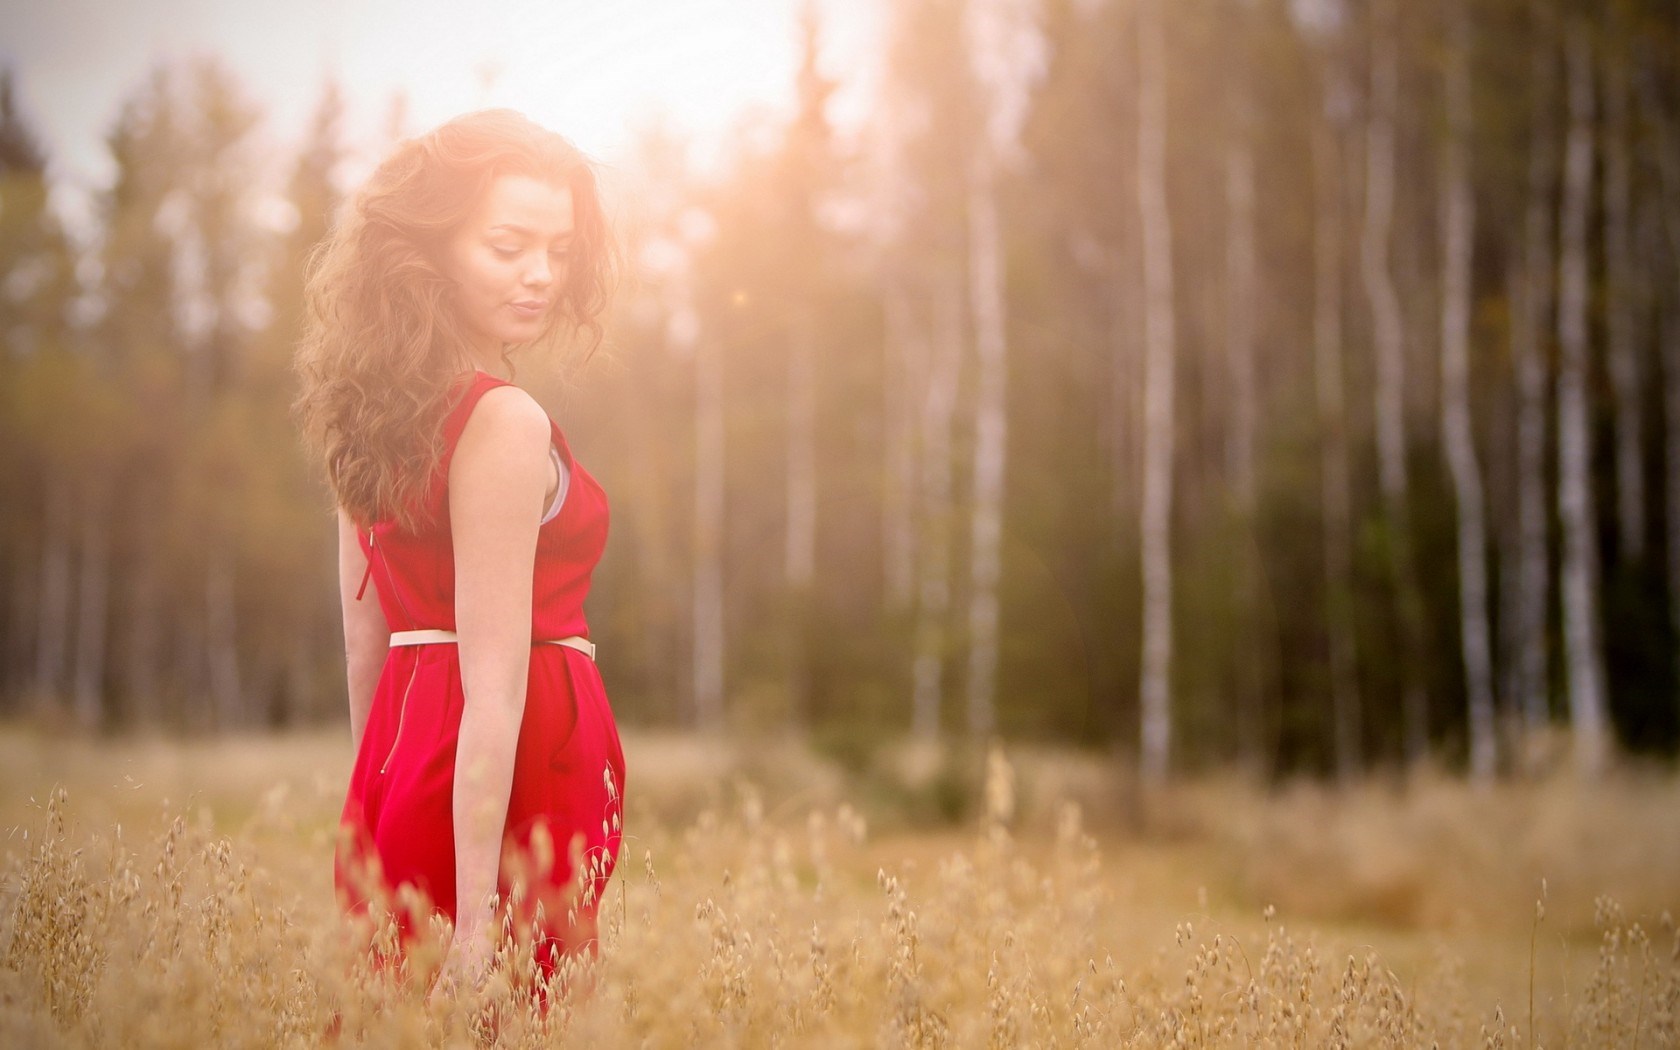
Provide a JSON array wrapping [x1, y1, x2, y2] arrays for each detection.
[[388, 629, 595, 662]]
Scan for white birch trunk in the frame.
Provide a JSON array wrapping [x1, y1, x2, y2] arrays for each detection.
[[912, 277, 963, 740], [72, 480, 111, 730], [1556, 21, 1611, 775], [1314, 85, 1362, 782], [693, 317, 726, 734], [1361, 0, 1429, 761], [883, 287, 918, 610], [1137, 0, 1176, 783], [1439, 0, 1497, 782], [1507, 0, 1557, 736], [33, 477, 74, 713], [965, 153, 1008, 740], [1602, 28, 1643, 563]]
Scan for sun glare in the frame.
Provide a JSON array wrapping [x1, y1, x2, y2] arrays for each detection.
[[329, 0, 861, 165], [0, 0, 880, 231]]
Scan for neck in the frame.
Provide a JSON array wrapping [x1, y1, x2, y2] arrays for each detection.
[[459, 342, 509, 380]]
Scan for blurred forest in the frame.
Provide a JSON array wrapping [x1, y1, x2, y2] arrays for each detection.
[[2, 0, 1679, 782]]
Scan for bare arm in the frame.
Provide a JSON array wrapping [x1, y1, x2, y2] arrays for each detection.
[[337, 507, 389, 753], [445, 386, 552, 969]]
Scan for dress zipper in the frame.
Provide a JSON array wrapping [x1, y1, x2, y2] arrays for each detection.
[[366, 529, 423, 777], [381, 659, 419, 775]]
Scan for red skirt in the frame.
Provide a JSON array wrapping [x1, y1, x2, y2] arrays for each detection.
[[335, 641, 627, 978]]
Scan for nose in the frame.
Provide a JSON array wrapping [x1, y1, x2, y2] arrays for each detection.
[[523, 256, 553, 289]]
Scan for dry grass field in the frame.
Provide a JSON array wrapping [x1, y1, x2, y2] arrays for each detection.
[[0, 726, 1675, 1047]]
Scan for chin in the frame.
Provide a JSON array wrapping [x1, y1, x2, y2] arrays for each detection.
[[493, 322, 543, 345]]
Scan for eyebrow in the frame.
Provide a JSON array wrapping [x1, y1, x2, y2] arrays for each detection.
[[488, 223, 574, 239]]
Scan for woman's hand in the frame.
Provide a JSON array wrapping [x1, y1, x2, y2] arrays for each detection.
[[430, 917, 498, 1003]]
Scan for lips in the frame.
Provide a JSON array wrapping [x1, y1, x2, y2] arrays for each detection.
[[509, 300, 550, 319]]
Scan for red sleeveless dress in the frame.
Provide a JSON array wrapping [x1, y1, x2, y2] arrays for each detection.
[[334, 370, 626, 974]]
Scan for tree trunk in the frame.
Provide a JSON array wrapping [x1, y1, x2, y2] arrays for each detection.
[[1361, 0, 1429, 763], [785, 306, 817, 728], [786, 310, 817, 589], [1136, 0, 1176, 783], [124, 495, 164, 728], [966, 153, 1008, 740], [72, 478, 111, 731], [1657, 217, 1680, 735], [1602, 20, 1643, 564], [1439, 0, 1497, 782], [692, 315, 726, 734], [912, 275, 963, 741], [883, 287, 918, 611], [6, 529, 40, 713], [1225, 4, 1263, 766], [1225, 15, 1258, 516], [1314, 75, 1362, 783], [1506, 0, 1558, 741], [33, 477, 74, 715], [205, 541, 241, 729], [1556, 19, 1611, 775], [1638, 46, 1680, 749]]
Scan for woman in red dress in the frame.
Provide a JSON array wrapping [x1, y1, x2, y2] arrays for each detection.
[[293, 109, 625, 993]]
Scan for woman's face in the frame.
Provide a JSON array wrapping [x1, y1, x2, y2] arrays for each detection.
[[443, 173, 575, 364]]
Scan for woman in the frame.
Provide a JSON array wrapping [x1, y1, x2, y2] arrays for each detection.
[[293, 108, 625, 993]]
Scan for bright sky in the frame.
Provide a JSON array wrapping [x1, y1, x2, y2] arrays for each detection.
[[0, 0, 883, 230]]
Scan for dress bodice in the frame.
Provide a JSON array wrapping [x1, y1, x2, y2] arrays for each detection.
[[356, 371, 609, 643]]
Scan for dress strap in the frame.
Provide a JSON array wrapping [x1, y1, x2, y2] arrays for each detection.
[[437, 371, 514, 480]]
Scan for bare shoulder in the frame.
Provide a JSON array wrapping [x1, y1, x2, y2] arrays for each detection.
[[456, 384, 552, 459]]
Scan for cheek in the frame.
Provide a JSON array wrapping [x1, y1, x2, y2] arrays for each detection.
[[465, 253, 505, 294]]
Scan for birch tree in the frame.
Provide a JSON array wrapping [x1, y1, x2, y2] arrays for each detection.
[[780, 7, 833, 727], [1361, 0, 1430, 761], [1556, 18, 1611, 775], [1311, 20, 1363, 781], [1504, 0, 1558, 738], [1439, 0, 1497, 781], [692, 308, 726, 734], [914, 282, 963, 739], [882, 286, 918, 611], [1137, 0, 1177, 782], [961, 0, 1043, 739]]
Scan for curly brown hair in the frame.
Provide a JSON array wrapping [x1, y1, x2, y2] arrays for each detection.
[[293, 109, 616, 533]]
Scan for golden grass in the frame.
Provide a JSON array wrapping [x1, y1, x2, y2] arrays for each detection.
[[0, 727, 1675, 1047]]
